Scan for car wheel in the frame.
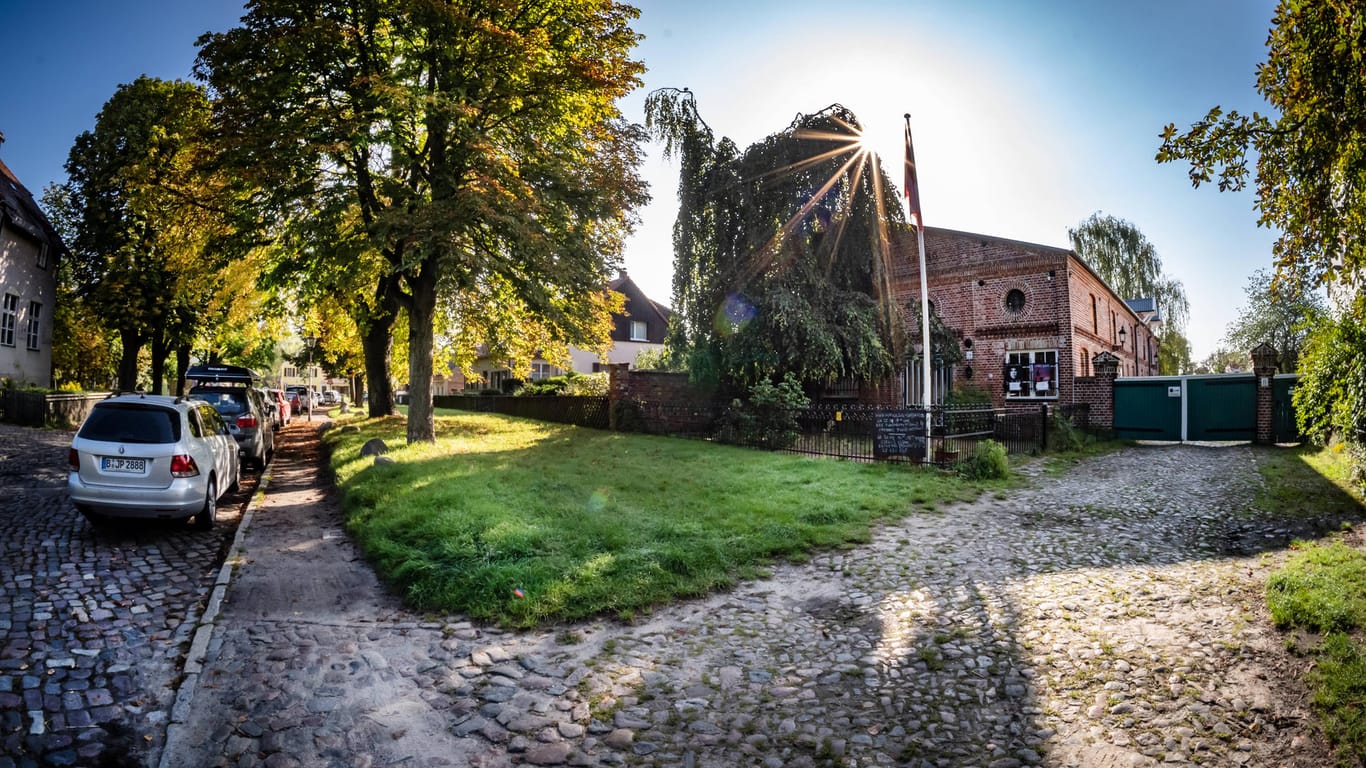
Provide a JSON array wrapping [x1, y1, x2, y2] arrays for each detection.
[[194, 477, 217, 530]]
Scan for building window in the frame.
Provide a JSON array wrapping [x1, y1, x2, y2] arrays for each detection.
[[1003, 350, 1058, 399], [25, 302, 41, 350], [1080, 349, 1090, 377], [1090, 295, 1098, 332], [1004, 289, 1026, 315], [630, 320, 648, 341], [37, 244, 49, 270], [0, 294, 16, 347], [529, 362, 559, 380], [283, 366, 298, 379]]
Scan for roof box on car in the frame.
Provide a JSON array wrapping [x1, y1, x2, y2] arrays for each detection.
[[186, 364, 260, 384]]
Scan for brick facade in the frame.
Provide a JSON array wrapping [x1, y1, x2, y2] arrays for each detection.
[[890, 227, 1159, 411]]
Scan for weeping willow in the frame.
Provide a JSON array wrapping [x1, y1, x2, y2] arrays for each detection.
[[645, 88, 906, 394]]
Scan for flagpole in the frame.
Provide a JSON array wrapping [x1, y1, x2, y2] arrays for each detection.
[[905, 113, 933, 463]]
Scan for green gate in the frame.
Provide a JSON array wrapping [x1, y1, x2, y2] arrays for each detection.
[[1114, 377, 1182, 441], [1273, 374, 1301, 443], [1186, 375, 1256, 441]]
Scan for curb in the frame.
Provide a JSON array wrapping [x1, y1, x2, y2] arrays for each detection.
[[157, 458, 273, 768]]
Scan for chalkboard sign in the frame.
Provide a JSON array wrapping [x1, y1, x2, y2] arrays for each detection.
[[874, 410, 927, 459]]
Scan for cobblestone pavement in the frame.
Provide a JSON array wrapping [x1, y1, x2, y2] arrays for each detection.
[[0, 421, 261, 768], [164, 438, 1359, 768]]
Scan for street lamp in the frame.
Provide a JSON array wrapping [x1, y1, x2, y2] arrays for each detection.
[[302, 335, 319, 422]]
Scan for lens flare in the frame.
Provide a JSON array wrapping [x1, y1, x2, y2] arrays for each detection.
[[714, 293, 758, 336]]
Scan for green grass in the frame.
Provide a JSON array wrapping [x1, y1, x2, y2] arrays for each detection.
[[1258, 444, 1366, 764], [1254, 443, 1366, 519], [1268, 542, 1366, 632], [327, 411, 1001, 627]]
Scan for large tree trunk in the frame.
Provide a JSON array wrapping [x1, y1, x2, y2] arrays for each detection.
[[149, 331, 169, 395], [405, 260, 439, 444], [175, 344, 191, 396], [361, 275, 401, 418], [117, 330, 143, 392]]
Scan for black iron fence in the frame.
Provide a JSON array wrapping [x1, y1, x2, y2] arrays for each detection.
[[436, 394, 1088, 465]]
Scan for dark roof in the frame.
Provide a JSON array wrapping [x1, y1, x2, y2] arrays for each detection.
[[609, 272, 673, 326], [1124, 297, 1162, 321], [0, 156, 65, 253]]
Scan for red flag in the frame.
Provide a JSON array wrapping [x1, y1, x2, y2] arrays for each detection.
[[904, 117, 922, 229]]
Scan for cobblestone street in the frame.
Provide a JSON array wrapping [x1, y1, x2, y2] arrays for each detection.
[[162, 435, 1359, 768], [0, 421, 258, 768]]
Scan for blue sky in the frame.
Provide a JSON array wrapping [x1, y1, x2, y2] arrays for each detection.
[[0, 0, 1278, 361]]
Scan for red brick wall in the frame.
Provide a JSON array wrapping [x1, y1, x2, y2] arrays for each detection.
[[890, 227, 1157, 409]]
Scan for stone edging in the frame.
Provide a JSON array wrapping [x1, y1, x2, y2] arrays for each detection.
[[157, 463, 272, 768]]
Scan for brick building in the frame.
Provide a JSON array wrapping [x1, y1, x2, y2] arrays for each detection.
[[890, 227, 1160, 409]]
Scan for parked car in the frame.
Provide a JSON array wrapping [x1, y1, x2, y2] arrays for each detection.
[[187, 364, 275, 471], [322, 390, 340, 405], [68, 393, 241, 529], [286, 386, 310, 415], [267, 388, 291, 427]]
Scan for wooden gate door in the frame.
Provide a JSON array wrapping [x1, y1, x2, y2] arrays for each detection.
[[1273, 374, 1301, 443], [1114, 377, 1182, 441], [1186, 374, 1256, 441]]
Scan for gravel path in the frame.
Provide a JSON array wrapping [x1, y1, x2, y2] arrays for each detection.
[[164, 432, 1349, 768]]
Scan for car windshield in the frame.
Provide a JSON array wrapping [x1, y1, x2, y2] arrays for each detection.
[[79, 404, 181, 444]]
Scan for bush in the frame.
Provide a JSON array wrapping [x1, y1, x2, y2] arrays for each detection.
[[945, 383, 992, 406], [1051, 411, 1093, 452], [957, 439, 1009, 480], [514, 371, 607, 397], [714, 373, 810, 449]]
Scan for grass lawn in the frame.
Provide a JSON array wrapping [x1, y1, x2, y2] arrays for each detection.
[[1260, 442, 1366, 764], [326, 410, 1005, 628]]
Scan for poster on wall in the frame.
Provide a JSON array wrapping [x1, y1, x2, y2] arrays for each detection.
[[1004, 365, 1028, 392], [1032, 363, 1053, 394]]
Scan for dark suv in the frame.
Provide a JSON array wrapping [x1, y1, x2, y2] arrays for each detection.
[[187, 364, 275, 471]]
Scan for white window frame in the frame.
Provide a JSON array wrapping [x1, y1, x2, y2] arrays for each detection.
[[529, 362, 559, 381], [25, 301, 40, 350], [1003, 349, 1059, 400], [0, 294, 16, 348], [37, 243, 49, 270], [630, 320, 648, 342]]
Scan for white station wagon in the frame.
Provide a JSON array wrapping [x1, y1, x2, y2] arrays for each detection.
[[68, 393, 241, 529]]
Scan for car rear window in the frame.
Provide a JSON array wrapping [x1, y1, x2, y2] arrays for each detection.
[[191, 389, 249, 417], [79, 404, 181, 444]]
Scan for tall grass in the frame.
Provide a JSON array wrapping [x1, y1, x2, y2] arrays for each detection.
[[327, 411, 998, 627]]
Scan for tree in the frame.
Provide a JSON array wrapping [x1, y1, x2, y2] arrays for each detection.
[[40, 184, 119, 390], [646, 89, 902, 394], [1193, 348, 1249, 375], [1294, 295, 1366, 451], [61, 76, 233, 394], [1157, 1, 1366, 294], [1069, 212, 1192, 375], [196, 0, 648, 443], [1222, 268, 1327, 372]]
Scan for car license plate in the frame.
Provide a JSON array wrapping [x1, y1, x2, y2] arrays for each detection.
[[101, 457, 147, 474]]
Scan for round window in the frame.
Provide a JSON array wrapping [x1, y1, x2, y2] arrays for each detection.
[[1004, 289, 1026, 314]]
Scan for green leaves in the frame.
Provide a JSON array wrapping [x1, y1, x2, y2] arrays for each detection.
[[647, 91, 902, 393]]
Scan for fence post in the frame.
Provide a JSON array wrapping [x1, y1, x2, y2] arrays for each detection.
[[1039, 403, 1048, 453]]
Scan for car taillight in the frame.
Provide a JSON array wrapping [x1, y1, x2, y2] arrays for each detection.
[[170, 455, 199, 478], [68, 448, 80, 471], [237, 414, 259, 429]]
